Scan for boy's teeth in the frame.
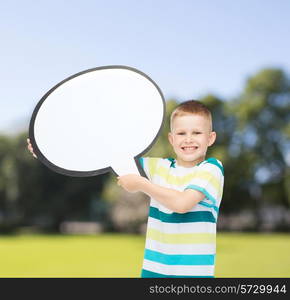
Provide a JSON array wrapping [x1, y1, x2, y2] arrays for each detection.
[[182, 146, 197, 150]]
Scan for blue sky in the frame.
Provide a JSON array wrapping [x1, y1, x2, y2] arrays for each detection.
[[1, 0, 290, 133]]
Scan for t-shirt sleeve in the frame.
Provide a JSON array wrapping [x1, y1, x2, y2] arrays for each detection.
[[184, 161, 224, 210], [138, 157, 159, 181]]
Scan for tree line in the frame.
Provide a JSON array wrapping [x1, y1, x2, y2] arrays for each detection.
[[0, 67, 289, 233]]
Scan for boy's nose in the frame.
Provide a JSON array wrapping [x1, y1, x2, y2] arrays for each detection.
[[185, 135, 193, 142]]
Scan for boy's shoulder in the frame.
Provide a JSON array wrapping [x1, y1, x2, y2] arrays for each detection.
[[138, 157, 171, 179], [197, 157, 224, 175]]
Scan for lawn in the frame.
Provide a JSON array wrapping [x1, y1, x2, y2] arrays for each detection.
[[0, 233, 289, 277]]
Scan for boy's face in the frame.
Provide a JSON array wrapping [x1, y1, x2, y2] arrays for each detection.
[[168, 114, 216, 167]]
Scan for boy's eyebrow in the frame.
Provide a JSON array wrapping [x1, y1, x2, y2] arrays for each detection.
[[174, 128, 203, 131]]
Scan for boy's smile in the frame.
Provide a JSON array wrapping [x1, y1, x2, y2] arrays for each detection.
[[181, 145, 199, 153], [168, 114, 216, 167]]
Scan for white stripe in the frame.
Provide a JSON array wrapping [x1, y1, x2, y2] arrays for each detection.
[[201, 162, 223, 174], [147, 217, 216, 234], [150, 199, 173, 213], [145, 238, 216, 255], [141, 157, 150, 180], [142, 259, 215, 276]]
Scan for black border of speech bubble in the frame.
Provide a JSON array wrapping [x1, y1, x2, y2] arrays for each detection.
[[29, 65, 166, 177]]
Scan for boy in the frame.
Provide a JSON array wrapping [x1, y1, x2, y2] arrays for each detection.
[[117, 100, 224, 277], [27, 100, 224, 278]]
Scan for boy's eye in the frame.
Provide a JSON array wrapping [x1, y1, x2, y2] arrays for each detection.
[[177, 132, 185, 135], [194, 132, 202, 135]]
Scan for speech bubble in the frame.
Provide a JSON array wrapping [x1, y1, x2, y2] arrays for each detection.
[[29, 65, 165, 177]]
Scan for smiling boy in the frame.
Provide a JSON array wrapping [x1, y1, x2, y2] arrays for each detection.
[[117, 100, 224, 278]]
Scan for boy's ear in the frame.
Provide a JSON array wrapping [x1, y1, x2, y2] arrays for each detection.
[[168, 132, 173, 146], [208, 131, 216, 147]]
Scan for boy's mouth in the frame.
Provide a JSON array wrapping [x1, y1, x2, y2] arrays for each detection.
[[181, 146, 198, 153]]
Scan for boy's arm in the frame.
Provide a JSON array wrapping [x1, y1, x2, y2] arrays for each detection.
[[27, 138, 38, 158], [117, 174, 204, 213]]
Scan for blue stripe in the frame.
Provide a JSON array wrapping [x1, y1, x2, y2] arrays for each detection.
[[138, 157, 144, 170], [141, 269, 214, 278], [149, 206, 216, 223], [166, 157, 176, 168], [185, 184, 219, 213], [199, 200, 219, 213], [144, 249, 215, 265]]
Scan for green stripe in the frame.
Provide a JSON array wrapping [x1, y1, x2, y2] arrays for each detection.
[[205, 157, 224, 175], [145, 249, 215, 265], [147, 228, 215, 244], [149, 206, 216, 223], [141, 269, 214, 278], [148, 158, 159, 178]]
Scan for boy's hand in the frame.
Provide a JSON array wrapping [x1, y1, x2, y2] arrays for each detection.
[[26, 138, 38, 158], [117, 174, 148, 193]]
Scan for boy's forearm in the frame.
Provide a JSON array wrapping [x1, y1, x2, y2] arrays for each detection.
[[117, 174, 202, 213], [140, 179, 187, 213]]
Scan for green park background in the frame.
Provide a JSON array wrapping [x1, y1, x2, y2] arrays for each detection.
[[0, 68, 290, 277]]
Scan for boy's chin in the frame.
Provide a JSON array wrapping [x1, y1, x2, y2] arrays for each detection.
[[178, 154, 205, 164], [179, 154, 199, 162]]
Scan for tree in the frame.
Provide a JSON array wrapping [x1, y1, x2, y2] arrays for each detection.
[[229, 68, 290, 227], [0, 132, 110, 232]]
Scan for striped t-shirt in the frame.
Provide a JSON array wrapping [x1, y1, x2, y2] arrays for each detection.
[[139, 157, 224, 278]]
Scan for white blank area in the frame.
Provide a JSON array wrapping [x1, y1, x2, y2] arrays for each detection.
[[34, 68, 164, 174]]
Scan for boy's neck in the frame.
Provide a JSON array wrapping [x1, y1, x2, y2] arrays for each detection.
[[176, 156, 206, 168]]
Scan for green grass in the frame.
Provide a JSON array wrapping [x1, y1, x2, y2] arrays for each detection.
[[215, 233, 290, 277], [0, 233, 289, 277]]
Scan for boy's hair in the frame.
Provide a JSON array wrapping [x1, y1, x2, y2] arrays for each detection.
[[170, 100, 213, 131]]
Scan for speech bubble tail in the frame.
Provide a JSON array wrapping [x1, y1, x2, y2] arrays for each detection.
[[112, 159, 140, 176]]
